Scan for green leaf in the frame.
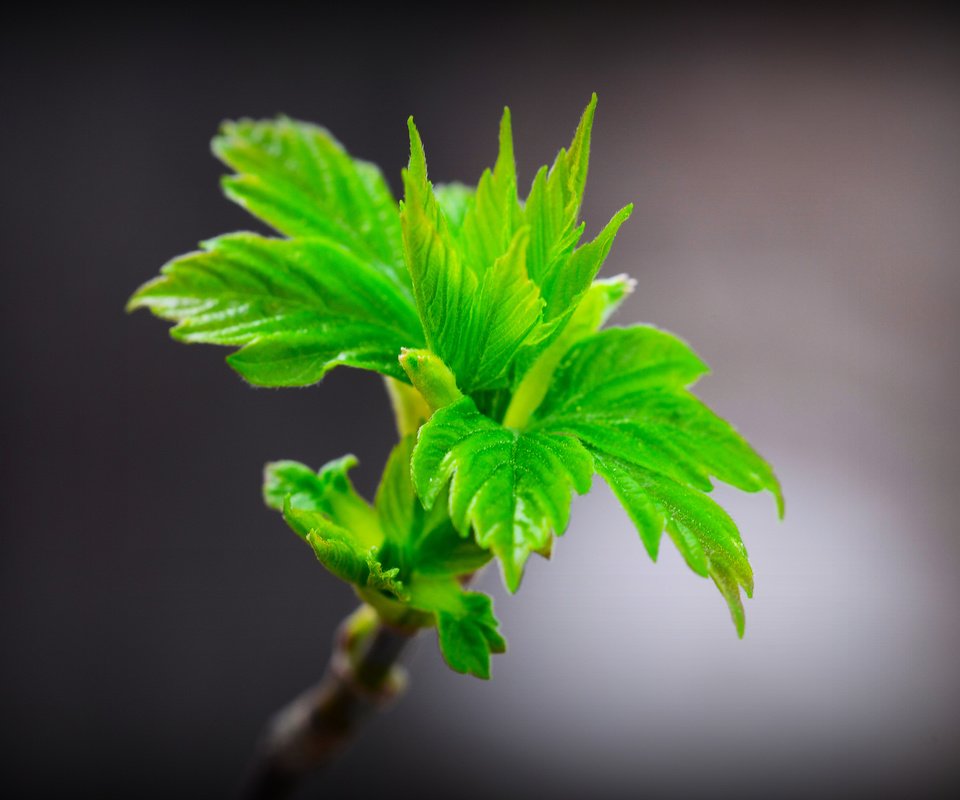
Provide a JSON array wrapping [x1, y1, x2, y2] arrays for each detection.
[[374, 437, 420, 547], [375, 436, 492, 577], [282, 501, 404, 599], [263, 455, 381, 548], [523, 94, 597, 292], [536, 204, 632, 322], [411, 397, 594, 591], [459, 107, 523, 271], [534, 327, 782, 510], [534, 326, 711, 421], [408, 509, 493, 577], [128, 233, 424, 386], [407, 577, 506, 679], [213, 116, 409, 293], [401, 122, 543, 391], [532, 323, 782, 634], [592, 452, 753, 636], [401, 120, 479, 385], [433, 182, 475, 231], [504, 275, 636, 429], [468, 227, 544, 387]]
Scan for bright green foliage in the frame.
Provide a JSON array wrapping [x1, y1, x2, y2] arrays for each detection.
[[531, 326, 782, 512], [529, 326, 782, 631], [406, 578, 506, 679], [412, 396, 594, 591], [374, 435, 492, 579], [129, 96, 782, 676], [213, 117, 409, 291], [263, 455, 380, 547], [283, 502, 406, 600], [266, 441, 501, 678], [127, 234, 422, 386], [592, 453, 754, 636], [402, 119, 543, 391]]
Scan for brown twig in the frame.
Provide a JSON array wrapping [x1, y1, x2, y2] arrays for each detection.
[[239, 605, 417, 800]]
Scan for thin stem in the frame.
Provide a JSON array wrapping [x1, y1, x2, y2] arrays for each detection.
[[383, 376, 431, 438], [239, 605, 417, 800], [502, 350, 556, 430]]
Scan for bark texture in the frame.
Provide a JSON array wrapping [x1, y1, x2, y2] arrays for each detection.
[[239, 606, 415, 800]]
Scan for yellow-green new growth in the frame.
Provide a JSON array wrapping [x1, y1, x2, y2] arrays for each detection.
[[129, 96, 782, 679]]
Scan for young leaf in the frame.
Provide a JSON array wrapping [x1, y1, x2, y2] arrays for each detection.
[[213, 117, 409, 293], [534, 327, 782, 508], [523, 94, 597, 291], [458, 108, 523, 270], [407, 577, 506, 679], [401, 121, 479, 386], [375, 436, 491, 578], [534, 326, 709, 418], [592, 452, 753, 636], [411, 396, 594, 591], [264, 455, 381, 548], [282, 502, 404, 600], [398, 349, 462, 411], [536, 204, 633, 322], [468, 227, 544, 388], [128, 233, 424, 386], [433, 182, 475, 231], [531, 324, 782, 633], [504, 275, 636, 429], [401, 121, 543, 391]]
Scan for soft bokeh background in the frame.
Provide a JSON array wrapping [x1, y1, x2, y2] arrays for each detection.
[[3, 6, 958, 799]]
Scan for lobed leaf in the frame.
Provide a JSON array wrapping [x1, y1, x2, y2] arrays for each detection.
[[128, 233, 424, 386], [401, 122, 543, 392], [412, 397, 594, 591], [401, 121, 480, 386], [522, 95, 597, 301], [433, 182, 475, 231], [535, 326, 710, 419], [536, 204, 633, 323], [282, 502, 405, 600], [376, 436, 492, 578], [592, 452, 753, 636], [213, 116, 409, 294], [458, 108, 523, 271], [534, 326, 782, 509], [263, 455, 381, 548], [504, 275, 636, 429], [532, 323, 782, 633], [407, 577, 506, 679]]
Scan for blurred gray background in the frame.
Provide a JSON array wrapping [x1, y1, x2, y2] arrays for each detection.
[[3, 5, 958, 799]]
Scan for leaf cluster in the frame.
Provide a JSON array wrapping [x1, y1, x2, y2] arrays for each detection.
[[129, 97, 782, 677]]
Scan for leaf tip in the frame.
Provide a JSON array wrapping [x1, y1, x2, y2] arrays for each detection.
[[579, 93, 598, 135], [499, 551, 526, 594], [124, 289, 145, 314], [774, 484, 786, 520], [498, 106, 514, 153], [407, 116, 426, 175]]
